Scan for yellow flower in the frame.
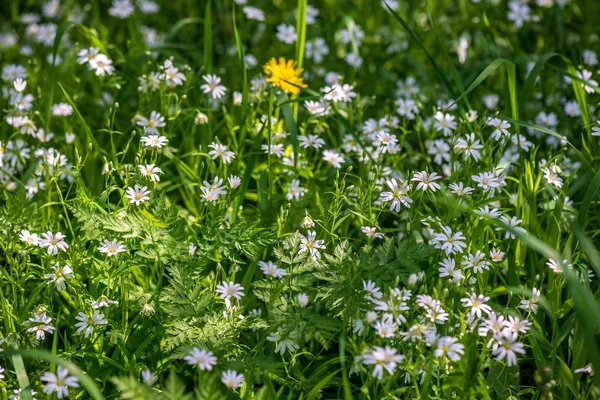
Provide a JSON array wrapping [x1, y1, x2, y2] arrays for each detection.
[[263, 57, 307, 95]]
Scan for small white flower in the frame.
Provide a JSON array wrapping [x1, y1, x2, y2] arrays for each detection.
[[19, 229, 40, 246], [497, 215, 525, 239], [39, 231, 69, 254], [276, 24, 296, 44], [491, 330, 526, 366], [184, 347, 217, 370], [51, 103, 73, 117], [201, 74, 227, 99], [137, 111, 166, 135], [322, 149, 345, 169], [209, 143, 235, 164], [88, 54, 115, 76], [74, 310, 108, 338], [361, 346, 405, 380], [41, 366, 79, 399], [461, 293, 493, 318], [434, 336, 465, 361], [299, 230, 326, 259], [44, 263, 74, 291], [259, 260, 287, 279], [13, 78, 26, 92], [98, 239, 127, 257], [140, 134, 168, 149], [216, 281, 245, 300], [297, 293, 309, 307], [125, 184, 151, 206], [141, 369, 157, 386], [221, 370, 244, 389], [361, 226, 384, 239], [412, 171, 442, 192], [139, 164, 163, 182]]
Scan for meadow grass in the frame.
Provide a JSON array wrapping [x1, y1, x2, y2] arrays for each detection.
[[0, 0, 599, 399]]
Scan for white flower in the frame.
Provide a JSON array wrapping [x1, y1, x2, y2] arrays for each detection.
[[88, 54, 115, 76], [209, 143, 235, 164], [434, 112, 457, 136], [268, 334, 300, 355], [259, 260, 287, 279], [520, 288, 541, 314], [432, 225, 466, 255], [461, 293, 493, 318], [462, 250, 490, 274], [276, 24, 296, 44], [41, 366, 79, 399], [322, 84, 356, 103], [575, 364, 594, 375], [51, 103, 73, 117], [26, 312, 55, 340], [44, 263, 74, 291], [74, 310, 108, 338], [297, 293, 309, 307], [243, 6, 265, 21], [262, 143, 285, 157], [140, 134, 168, 149], [139, 164, 163, 182], [304, 100, 331, 117], [361, 226, 384, 239], [216, 281, 245, 300], [137, 111, 166, 135], [472, 171, 502, 197], [39, 231, 69, 254], [13, 78, 26, 92], [77, 47, 100, 65], [374, 319, 397, 338], [497, 215, 525, 239], [490, 248, 505, 262], [322, 149, 345, 169], [125, 184, 151, 206], [454, 133, 483, 161], [543, 168, 563, 188], [19, 229, 40, 246], [449, 182, 474, 196], [221, 370, 244, 389], [184, 347, 217, 370], [141, 369, 157, 386], [286, 179, 305, 200], [361, 346, 405, 380], [412, 171, 442, 192], [163, 64, 186, 87], [434, 336, 465, 361], [380, 179, 412, 212], [90, 295, 119, 309], [228, 175, 242, 189], [98, 239, 127, 257], [547, 258, 571, 273], [9, 388, 37, 400], [504, 315, 532, 334], [507, 0, 531, 28], [108, 0, 134, 19], [488, 118, 511, 141], [491, 331, 526, 366], [299, 230, 326, 259], [201, 74, 227, 99]]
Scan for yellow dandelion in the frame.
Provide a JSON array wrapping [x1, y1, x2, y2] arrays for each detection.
[[264, 57, 308, 95]]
